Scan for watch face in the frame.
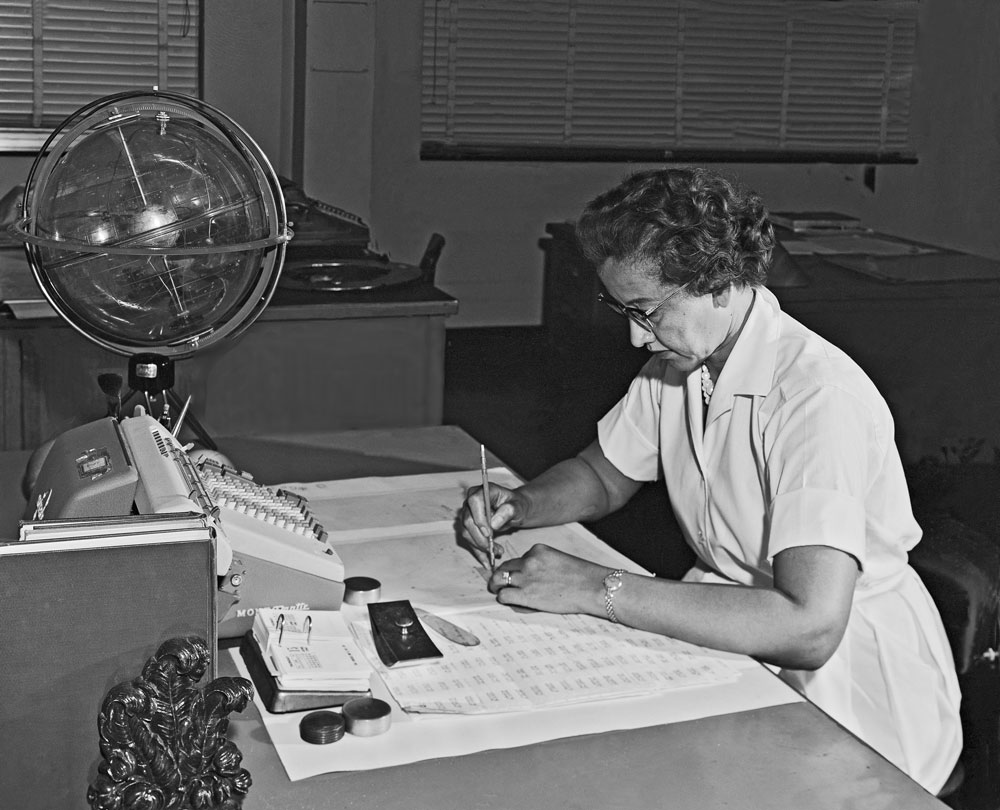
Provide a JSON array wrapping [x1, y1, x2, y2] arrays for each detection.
[[604, 572, 623, 592]]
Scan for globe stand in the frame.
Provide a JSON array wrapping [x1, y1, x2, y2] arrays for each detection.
[[122, 353, 219, 451]]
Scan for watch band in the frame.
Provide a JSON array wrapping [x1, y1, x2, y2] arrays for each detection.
[[604, 568, 626, 624]]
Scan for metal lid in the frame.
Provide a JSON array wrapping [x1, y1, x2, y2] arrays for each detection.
[[343, 576, 382, 605], [299, 710, 346, 745], [342, 697, 392, 737]]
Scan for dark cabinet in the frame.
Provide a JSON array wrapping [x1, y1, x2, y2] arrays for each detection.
[[0, 249, 458, 451]]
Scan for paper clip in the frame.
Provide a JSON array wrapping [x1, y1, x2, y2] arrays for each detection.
[[304, 615, 312, 645], [277, 613, 285, 646]]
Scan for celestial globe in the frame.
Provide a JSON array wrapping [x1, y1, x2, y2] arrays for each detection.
[[11, 90, 290, 359]]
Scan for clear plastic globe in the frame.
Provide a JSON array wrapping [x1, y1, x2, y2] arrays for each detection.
[[13, 91, 289, 357]]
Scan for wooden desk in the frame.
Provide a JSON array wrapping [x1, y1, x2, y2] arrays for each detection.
[[0, 248, 459, 451], [2, 426, 939, 810]]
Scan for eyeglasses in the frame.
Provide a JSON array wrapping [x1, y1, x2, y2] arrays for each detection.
[[597, 283, 688, 332]]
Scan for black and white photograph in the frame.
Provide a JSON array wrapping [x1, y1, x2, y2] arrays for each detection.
[[0, 2, 997, 809]]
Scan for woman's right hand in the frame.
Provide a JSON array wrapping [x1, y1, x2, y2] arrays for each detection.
[[459, 481, 525, 563]]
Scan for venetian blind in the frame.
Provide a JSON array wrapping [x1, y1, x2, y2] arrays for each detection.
[[421, 0, 919, 161], [0, 0, 199, 132]]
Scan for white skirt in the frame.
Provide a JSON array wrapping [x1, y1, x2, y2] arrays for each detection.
[[685, 563, 962, 793]]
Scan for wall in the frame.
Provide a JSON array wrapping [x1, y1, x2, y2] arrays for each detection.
[[366, 0, 1000, 326], [202, 0, 296, 179], [0, 155, 33, 204], [868, 4, 1000, 257], [302, 0, 376, 219], [203, 0, 376, 222]]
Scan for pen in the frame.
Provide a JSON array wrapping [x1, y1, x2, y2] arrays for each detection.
[[480, 444, 495, 572], [172, 394, 192, 438]]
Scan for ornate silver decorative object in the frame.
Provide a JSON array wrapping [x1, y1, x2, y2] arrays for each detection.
[[87, 636, 254, 810]]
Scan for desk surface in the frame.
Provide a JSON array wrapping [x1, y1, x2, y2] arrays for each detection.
[[0, 426, 945, 809]]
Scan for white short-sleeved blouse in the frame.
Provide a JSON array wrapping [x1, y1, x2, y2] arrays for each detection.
[[597, 286, 961, 793]]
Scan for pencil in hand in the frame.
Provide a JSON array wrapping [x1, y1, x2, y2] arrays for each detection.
[[480, 444, 496, 572]]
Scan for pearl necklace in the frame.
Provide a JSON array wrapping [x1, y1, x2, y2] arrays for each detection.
[[700, 364, 715, 405]]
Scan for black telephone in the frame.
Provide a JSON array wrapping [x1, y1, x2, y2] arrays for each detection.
[[278, 177, 371, 250], [276, 178, 445, 293]]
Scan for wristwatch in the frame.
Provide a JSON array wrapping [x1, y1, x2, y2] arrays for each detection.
[[603, 568, 626, 623]]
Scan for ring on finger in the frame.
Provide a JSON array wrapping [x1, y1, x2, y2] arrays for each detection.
[[501, 570, 512, 587]]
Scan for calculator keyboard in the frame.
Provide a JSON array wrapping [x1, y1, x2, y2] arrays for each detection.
[[195, 459, 328, 544]]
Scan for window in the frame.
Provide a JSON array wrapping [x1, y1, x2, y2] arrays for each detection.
[[0, 0, 200, 151], [421, 0, 919, 162]]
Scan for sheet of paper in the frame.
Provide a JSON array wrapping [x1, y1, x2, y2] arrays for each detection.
[[282, 468, 647, 611], [782, 238, 840, 255], [781, 234, 938, 257], [349, 606, 740, 714], [827, 252, 1000, 283], [326, 523, 640, 612], [240, 469, 803, 781], [230, 647, 801, 780], [281, 467, 521, 540]]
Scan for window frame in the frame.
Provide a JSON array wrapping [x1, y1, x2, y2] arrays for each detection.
[[420, 0, 920, 164], [0, 0, 202, 154]]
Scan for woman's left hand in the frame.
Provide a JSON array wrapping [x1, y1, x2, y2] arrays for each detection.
[[487, 544, 606, 616]]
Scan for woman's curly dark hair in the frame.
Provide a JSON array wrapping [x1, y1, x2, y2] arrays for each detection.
[[575, 167, 774, 294]]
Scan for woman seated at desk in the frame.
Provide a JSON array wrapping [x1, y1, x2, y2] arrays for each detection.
[[461, 167, 961, 793]]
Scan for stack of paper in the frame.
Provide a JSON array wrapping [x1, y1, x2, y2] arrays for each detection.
[[769, 210, 861, 232], [17, 511, 213, 547], [252, 608, 372, 692]]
